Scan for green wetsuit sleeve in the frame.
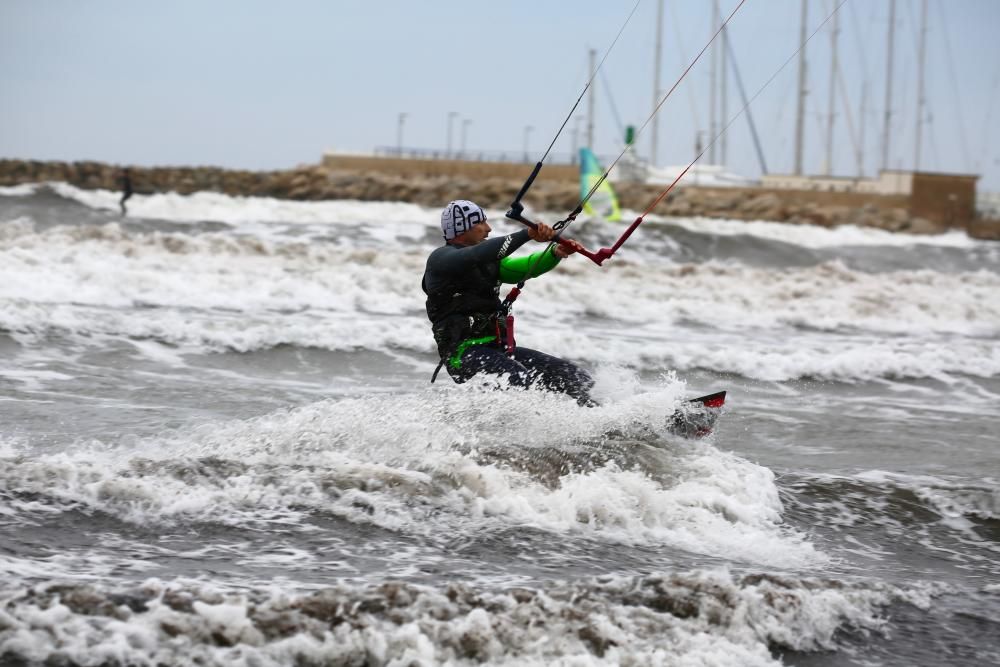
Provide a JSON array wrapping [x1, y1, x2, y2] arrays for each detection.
[[498, 247, 562, 284]]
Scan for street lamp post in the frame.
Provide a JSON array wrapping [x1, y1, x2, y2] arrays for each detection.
[[461, 119, 472, 158], [523, 125, 534, 163], [397, 113, 407, 156], [446, 111, 459, 157]]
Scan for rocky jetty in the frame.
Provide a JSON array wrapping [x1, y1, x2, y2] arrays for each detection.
[[2, 158, 997, 239]]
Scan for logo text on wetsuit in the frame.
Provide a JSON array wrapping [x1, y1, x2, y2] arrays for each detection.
[[497, 235, 512, 258]]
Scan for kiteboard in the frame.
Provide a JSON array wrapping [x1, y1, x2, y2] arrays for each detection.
[[667, 390, 727, 439]]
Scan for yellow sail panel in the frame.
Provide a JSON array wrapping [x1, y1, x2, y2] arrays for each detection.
[[580, 147, 621, 221]]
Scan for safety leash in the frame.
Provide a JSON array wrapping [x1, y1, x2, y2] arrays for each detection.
[[472, 2, 642, 357], [506, 0, 749, 254], [510, 0, 847, 267], [557, 0, 749, 236], [502, 1, 641, 263], [586, 0, 848, 265]]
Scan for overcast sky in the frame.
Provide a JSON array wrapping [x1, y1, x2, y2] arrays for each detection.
[[2, 0, 998, 191]]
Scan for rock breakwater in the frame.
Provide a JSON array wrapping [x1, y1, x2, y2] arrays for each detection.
[[2, 158, 996, 238]]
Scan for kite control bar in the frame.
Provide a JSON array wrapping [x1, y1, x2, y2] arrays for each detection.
[[506, 202, 615, 266], [505, 162, 616, 266]]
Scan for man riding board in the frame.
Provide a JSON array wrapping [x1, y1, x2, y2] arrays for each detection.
[[422, 200, 594, 404]]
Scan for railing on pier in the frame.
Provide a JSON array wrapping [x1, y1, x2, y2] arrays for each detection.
[[373, 146, 582, 166]]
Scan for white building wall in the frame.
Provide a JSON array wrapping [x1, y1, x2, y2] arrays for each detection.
[[762, 170, 916, 195], [877, 171, 914, 195], [977, 191, 1000, 217]]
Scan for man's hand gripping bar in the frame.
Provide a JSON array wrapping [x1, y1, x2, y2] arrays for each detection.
[[505, 163, 617, 266]]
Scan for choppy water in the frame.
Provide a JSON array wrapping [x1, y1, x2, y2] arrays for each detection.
[[1, 182, 998, 666]]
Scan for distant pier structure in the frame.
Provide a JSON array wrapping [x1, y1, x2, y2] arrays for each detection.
[[323, 150, 981, 230], [322, 150, 578, 182], [762, 170, 979, 229]]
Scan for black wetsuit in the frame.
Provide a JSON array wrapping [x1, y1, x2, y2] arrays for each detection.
[[119, 172, 133, 216], [422, 229, 594, 404]]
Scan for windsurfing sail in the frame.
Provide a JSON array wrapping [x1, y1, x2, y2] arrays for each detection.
[[579, 147, 621, 222]]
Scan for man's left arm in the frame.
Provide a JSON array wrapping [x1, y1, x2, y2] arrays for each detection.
[[498, 246, 561, 283]]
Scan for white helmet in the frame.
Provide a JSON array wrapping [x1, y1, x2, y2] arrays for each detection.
[[440, 200, 486, 240]]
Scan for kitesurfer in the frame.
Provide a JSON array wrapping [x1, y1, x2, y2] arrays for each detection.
[[422, 200, 594, 404], [118, 168, 133, 217]]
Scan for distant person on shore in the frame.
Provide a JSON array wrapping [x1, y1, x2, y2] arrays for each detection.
[[118, 168, 133, 216], [422, 199, 594, 404]]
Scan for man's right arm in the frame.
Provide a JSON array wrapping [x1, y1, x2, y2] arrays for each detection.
[[429, 229, 532, 275]]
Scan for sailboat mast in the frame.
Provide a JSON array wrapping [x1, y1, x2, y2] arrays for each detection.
[[881, 0, 896, 171], [724, 26, 769, 174], [794, 0, 808, 175], [914, 0, 927, 170], [709, 0, 718, 165], [587, 48, 596, 150], [651, 0, 663, 166], [859, 81, 868, 177], [825, 8, 839, 175], [720, 12, 728, 166]]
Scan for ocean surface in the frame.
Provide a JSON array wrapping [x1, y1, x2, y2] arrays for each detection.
[[1, 182, 998, 666]]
